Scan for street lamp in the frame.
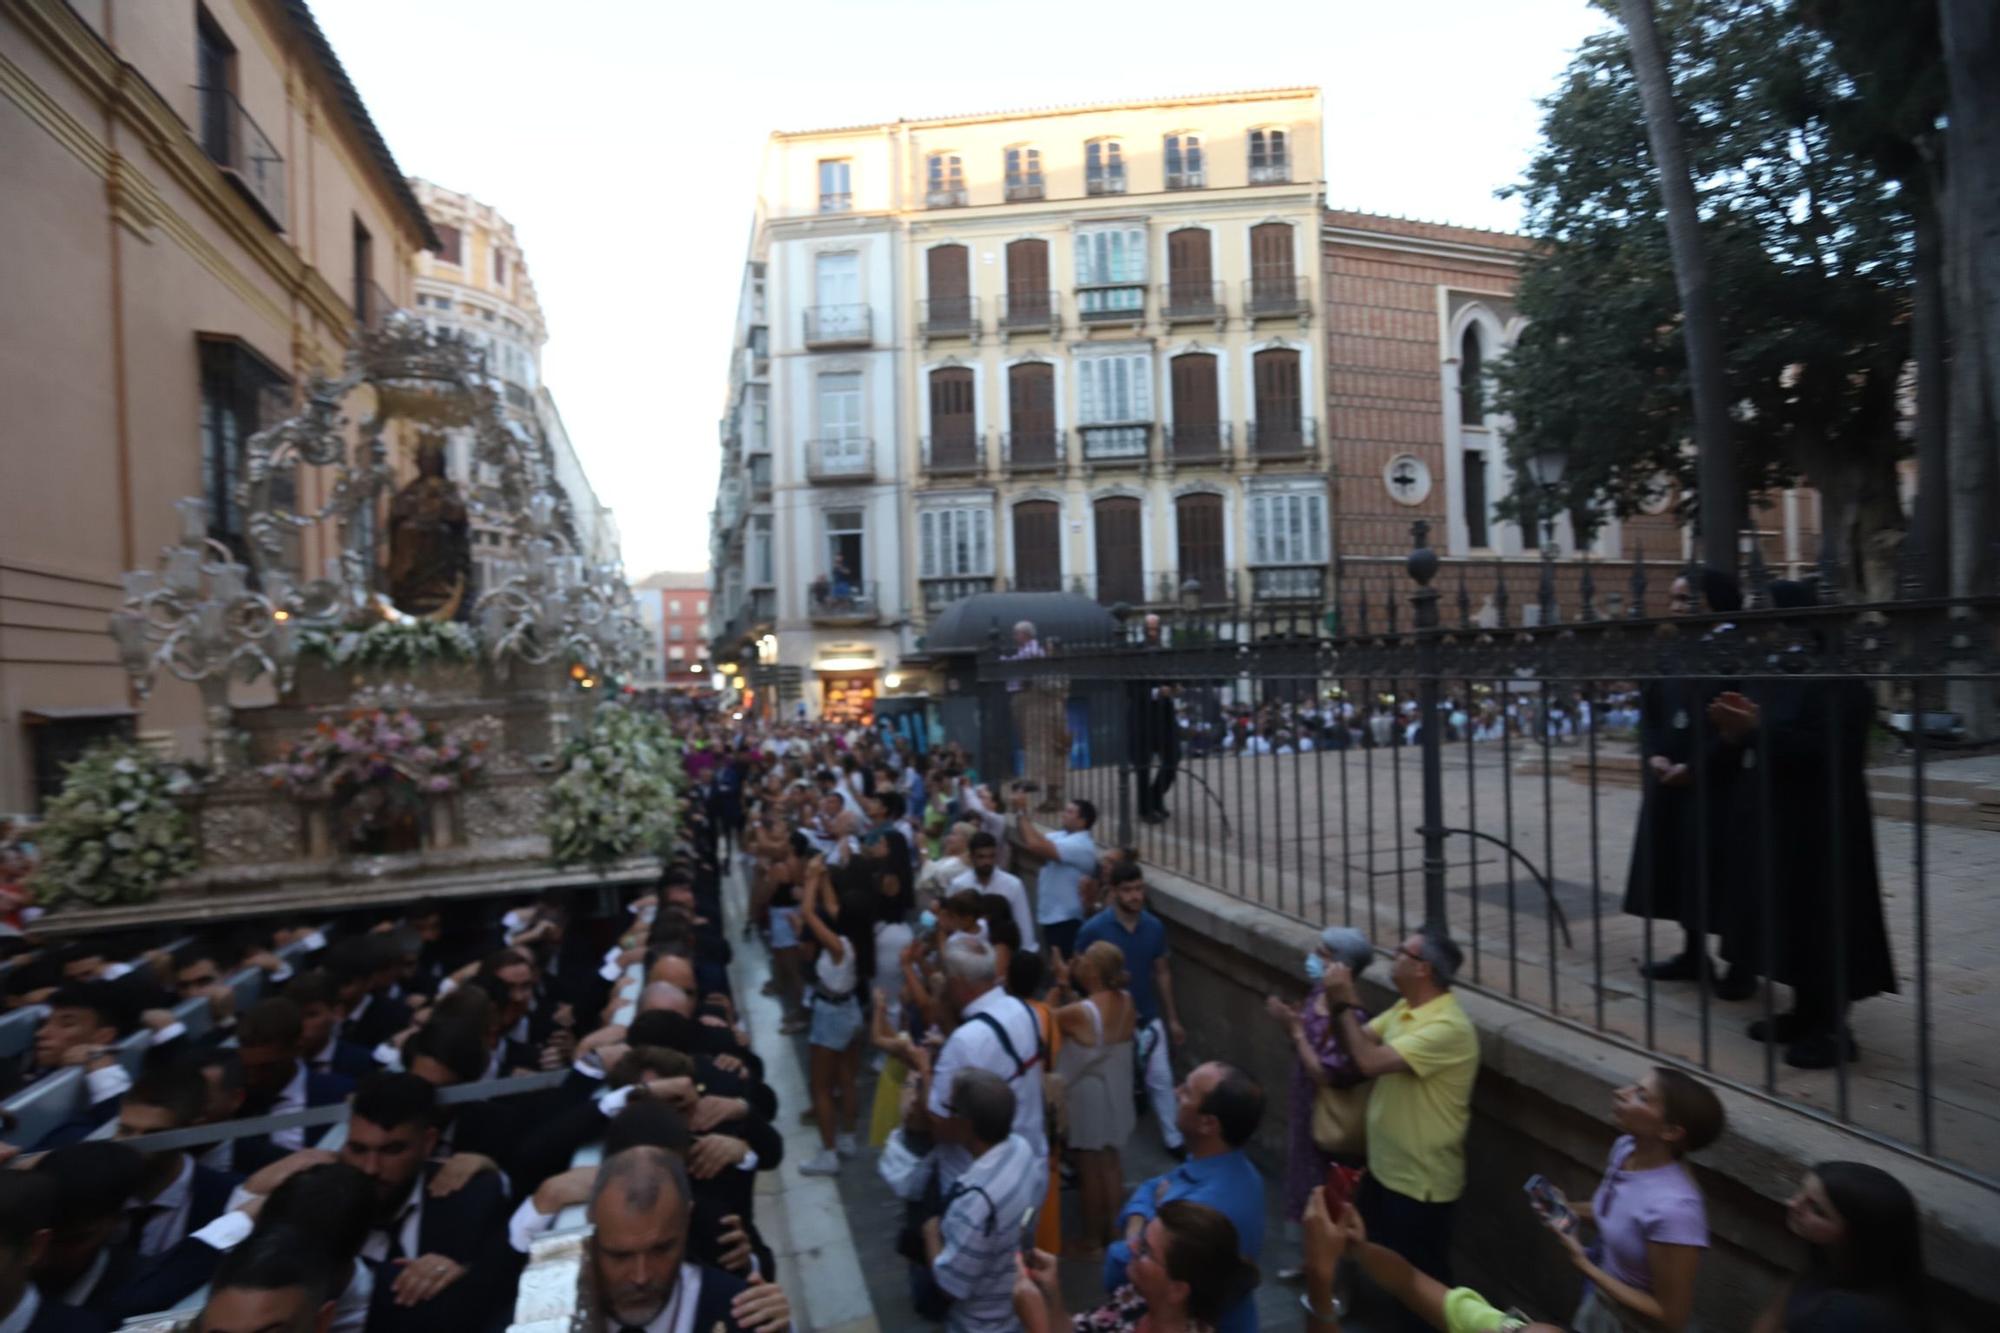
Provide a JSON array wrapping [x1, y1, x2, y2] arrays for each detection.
[[1524, 447, 1567, 625]]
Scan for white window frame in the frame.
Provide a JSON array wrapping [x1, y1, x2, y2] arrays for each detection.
[[1248, 126, 1291, 182], [1004, 143, 1044, 199], [1246, 483, 1328, 566], [1084, 138, 1126, 194], [815, 371, 866, 472], [1075, 224, 1147, 317], [817, 158, 852, 212], [749, 514, 774, 587], [918, 503, 995, 579], [926, 151, 965, 205], [1163, 131, 1205, 189]]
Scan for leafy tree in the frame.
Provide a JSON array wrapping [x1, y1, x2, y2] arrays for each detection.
[[1493, 0, 1916, 595]]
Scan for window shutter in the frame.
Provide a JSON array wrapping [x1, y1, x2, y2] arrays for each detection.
[[973, 508, 991, 574], [1124, 228, 1146, 281], [1250, 496, 1270, 564], [1130, 354, 1152, 420], [920, 512, 937, 577], [1013, 501, 1062, 591], [1171, 353, 1219, 427], [1079, 360, 1101, 423], [1308, 494, 1327, 561], [1094, 498, 1144, 605]]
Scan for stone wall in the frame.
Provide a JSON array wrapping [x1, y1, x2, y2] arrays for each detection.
[[1142, 863, 2000, 1331]]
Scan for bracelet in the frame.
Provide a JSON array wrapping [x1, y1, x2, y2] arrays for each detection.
[[1298, 1291, 1344, 1322]]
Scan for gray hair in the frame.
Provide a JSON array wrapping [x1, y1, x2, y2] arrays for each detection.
[[950, 1067, 1016, 1146], [1413, 926, 1464, 988], [1318, 926, 1374, 976], [941, 933, 998, 986], [1013, 620, 1037, 637], [589, 1145, 689, 1219]]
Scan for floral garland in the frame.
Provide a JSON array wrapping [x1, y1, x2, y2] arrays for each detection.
[[546, 703, 682, 871], [30, 743, 199, 908], [263, 709, 484, 831], [300, 619, 478, 671]]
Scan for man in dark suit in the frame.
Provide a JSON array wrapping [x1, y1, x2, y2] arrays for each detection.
[[28, 1142, 146, 1321], [188, 1224, 346, 1333], [287, 970, 377, 1079], [582, 1146, 792, 1333], [327, 936, 413, 1051], [14, 983, 139, 1148], [112, 1061, 241, 1259], [0, 1171, 113, 1332], [229, 997, 354, 1175], [339, 1072, 509, 1333]]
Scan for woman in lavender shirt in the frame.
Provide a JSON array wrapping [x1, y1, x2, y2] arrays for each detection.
[[1535, 1067, 1726, 1332], [1264, 927, 1374, 1254]]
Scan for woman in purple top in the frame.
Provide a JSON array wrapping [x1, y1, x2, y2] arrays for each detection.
[[1264, 926, 1374, 1237], [1535, 1067, 1726, 1332]]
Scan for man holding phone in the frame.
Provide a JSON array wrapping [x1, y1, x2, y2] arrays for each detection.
[[924, 1069, 1037, 1333]]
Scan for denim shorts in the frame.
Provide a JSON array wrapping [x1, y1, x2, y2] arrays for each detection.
[[769, 906, 799, 950], [809, 993, 863, 1050]]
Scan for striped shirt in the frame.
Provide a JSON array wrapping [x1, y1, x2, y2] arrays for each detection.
[[933, 1132, 1038, 1333]]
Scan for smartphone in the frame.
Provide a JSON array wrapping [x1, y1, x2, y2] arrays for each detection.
[[1524, 1174, 1577, 1234], [1324, 1163, 1365, 1214]]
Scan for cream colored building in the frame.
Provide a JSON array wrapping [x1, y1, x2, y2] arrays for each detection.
[[0, 0, 435, 811], [709, 88, 1326, 718]]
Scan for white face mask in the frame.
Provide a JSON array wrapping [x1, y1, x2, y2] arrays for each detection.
[[1304, 952, 1327, 983]]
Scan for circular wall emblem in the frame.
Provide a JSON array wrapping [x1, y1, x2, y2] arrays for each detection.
[[1383, 454, 1433, 507], [1637, 473, 1675, 515]]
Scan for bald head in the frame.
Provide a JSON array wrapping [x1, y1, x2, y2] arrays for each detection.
[[639, 981, 693, 1017], [646, 956, 696, 991], [589, 1145, 689, 1221]]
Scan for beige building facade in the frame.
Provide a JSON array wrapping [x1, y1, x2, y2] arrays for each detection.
[[0, 0, 434, 810]]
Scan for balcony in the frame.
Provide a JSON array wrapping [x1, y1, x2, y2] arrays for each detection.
[[1076, 286, 1146, 330], [1165, 422, 1232, 470], [804, 305, 872, 348], [1078, 424, 1151, 471], [818, 192, 852, 214], [1251, 566, 1327, 604], [921, 575, 996, 613], [1086, 171, 1127, 196], [196, 85, 285, 228], [1247, 417, 1320, 465], [1075, 570, 1238, 609], [1005, 180, 1046, 202], [1249, 158, 1292, 185], [1000, 292, 1060, 340], [747, 454, 772, 500], [922, 432, 986, 479], [805, 437, 875, 483], [918, 295, 980, 344], [1166, 169, 1206, 191], [925, 187, 968, 208], [1160, 281, 1225, 327], [1244, 275, 1312, 326], [1001, 429, 1065, 474], [809, 579, 879, 624], [357, 280, 397, 331]]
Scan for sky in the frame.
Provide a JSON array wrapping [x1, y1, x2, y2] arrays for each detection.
[[312, 0, 1614, 579]]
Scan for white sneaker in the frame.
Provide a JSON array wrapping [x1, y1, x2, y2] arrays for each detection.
[[799, 1149, 841, 1176], [836, 1132, 859, 1158]]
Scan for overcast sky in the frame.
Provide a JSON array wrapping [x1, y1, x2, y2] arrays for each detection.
[[312, 0, 1612, 579]]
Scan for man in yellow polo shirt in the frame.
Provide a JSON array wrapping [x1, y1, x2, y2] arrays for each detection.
[[1323, 925, 1479, 1333]]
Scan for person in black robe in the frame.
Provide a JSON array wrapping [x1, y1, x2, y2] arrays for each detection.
[[1709, 581, 1897, 1069], [1621, 569, 1754, 998]]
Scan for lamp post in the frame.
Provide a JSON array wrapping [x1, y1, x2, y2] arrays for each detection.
[[1526, 447, 1567, 625]]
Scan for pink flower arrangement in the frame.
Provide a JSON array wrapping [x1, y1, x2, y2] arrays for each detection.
[[262, 708, 485, 830]]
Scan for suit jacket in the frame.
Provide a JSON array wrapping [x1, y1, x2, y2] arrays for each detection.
[[310, 1037, 377, 1080], [345, 991, 413, 1050], [230, 1068, 354, 1173], [688, 1264, 754, 1332], [362, 1162, 510, 1333], [187, 1162, 240, 1234], [21, 1294, 114, 1333], [34, 1091, 122, 1149]]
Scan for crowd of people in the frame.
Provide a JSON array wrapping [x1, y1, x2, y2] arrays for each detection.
[[0, 664, 1938, 1332]]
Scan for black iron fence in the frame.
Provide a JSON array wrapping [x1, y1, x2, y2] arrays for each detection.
[[975, 522, 2000, 1185]]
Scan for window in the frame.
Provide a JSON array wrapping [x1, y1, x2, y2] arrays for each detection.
[[668, 599, 682, 614], [919, 506, 993, 578], [669, 646, 686, 661], [813, 251, 862, 336], [196, 7, 236, 164], [1165, 227, 1214, 314], [698, 599, 708, 615], [750, 515, 774, 586], [1463, 448, 1490, 548], [1248, 488, 1328, 565], [748, 386, 769, 449], [435, 224, 462, 266], [1085, 139, 1125, 195], [1248, 222, 1298, 312], [1005, 145, 1044, 201], [492, 248, 508, 288], [1007, 362, 1059, 465], [1249, 128, 1290, 183], [1075, 225, 1146, 318], [1175, 493, 1227, 589], [1169, 352, 1221, 458], [816, 372, 865, 472], [818, 159, 852, 213], [1078, 352, 1152, 458], [926, 152, 965, 207], [1012, 501, 1062, 591], [1093, 497, 1144, 604], [668, 624, 685, 642], [825, 508, 865, 582], [1005, 238, 1052, 325], [925, 245, 972, 332], [351, 218, 373, 325], [1459, 326, 1486, 423], [199, 338, 290, 564], [1164, 133, 1204, 189], [927, 367, 977, 468]]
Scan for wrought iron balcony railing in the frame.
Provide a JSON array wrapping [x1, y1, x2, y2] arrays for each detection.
[[1249, 159, 1291, 185], [920, 575, 996, 613], [803, 305, 872, 347], [1244, 274, 1312, 322], [805, 436, 875, 482], [1073, 570, 1239, 609], [1001, 429, 1064, 473], [1076, 286, 1147, 325], [358, 280, 397, 331], [925, 187, 968, 208], [1247, 416, 1320, 462], [922, 432, 986, 477], [1160, 281, 1224, 324], [808, 579, 878, 623], [918, 295, 979, 341], [195, 85, 285, 227], [1166, 422, 1232, 468], [1005, 181, 1046, 202], [1000, 292, 1060, 336]]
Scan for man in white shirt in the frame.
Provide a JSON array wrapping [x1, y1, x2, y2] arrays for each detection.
[[949, 832, 1037, 953], [1003, 791, 1100, 959], [926, 937, 1046, 1195]]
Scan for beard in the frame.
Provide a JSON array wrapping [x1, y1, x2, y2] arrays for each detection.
[[605, 1286, 670, 1328]]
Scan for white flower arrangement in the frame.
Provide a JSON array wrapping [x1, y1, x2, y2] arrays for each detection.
[[545, 703, 683, 871], [300, 619, 478, 671], [30, 743, 199, 908]]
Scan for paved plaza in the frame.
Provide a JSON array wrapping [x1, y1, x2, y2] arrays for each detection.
[[1064, 743, 2000, 1181]]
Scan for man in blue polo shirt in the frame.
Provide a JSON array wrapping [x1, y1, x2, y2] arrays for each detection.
[[1074, 861, 1186, 1153], [1102, 1062, 1266, 1333]]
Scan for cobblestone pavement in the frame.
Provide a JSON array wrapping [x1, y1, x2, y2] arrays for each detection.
[[1064, 743, 2000, 1180]]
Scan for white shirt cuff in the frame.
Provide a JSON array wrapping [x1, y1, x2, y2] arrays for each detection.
[[572, 1057, 606, 1081], [265, 963, 294, 984], [596, 1086, 635, 1118], [438, 977, 458, 998], [302, 931, 328, 952], [508, 1196, 557, 1254], [598, 959, 622, 983], [85, 1062, 133, 1105], [150, 1021, 188, 1046], [373, 1042, 405, 1071], [101, 961, 134, 980], [738, 1149, 759, 1172], [193, 1209, 256, 1252]]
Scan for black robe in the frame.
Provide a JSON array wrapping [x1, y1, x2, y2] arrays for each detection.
[[1621, 668, 1740, 938]]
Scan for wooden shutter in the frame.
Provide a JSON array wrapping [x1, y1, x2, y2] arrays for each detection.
[[1167, 227, 1212, 296], [1175, 493, 1226, 591], [1254, 349, 1302, 435], [1170, 353, 1219, 459], [1093, 497, 1144, 605], [1006, 239, 1049, 320], [1251, 223, 1294, 282], [929, 367, 975, 466], [928, 245, 970, 327], [1013, 501, 1061, 591], [1009, 362, 1057, 463]]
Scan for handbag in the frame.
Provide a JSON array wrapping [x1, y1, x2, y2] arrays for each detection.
[[1310, 1078, 1370, 1156]]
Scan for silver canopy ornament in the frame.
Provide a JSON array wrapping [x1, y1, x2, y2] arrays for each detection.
[[474, 492, 644, 680]]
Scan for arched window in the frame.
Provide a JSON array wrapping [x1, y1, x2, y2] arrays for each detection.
[[1005, 145, 1043, 201], [1085, 138, 1125, 195], [1248, 127, 1290, 183], [1164, 132, 1204, 189], [1460, 325, 1486, 423], [926, 152, 965, 207]]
